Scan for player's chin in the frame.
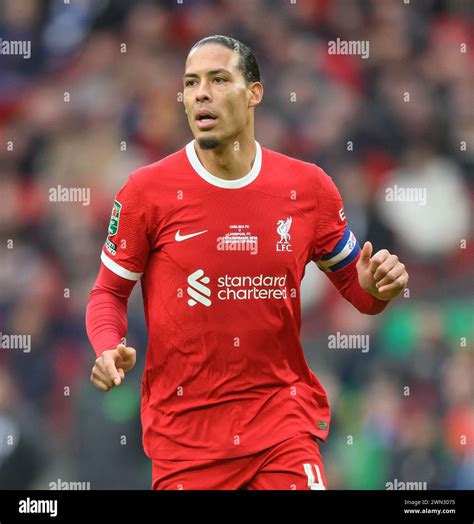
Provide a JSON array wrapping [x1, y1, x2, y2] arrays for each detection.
[[196, 134, 221, 150]]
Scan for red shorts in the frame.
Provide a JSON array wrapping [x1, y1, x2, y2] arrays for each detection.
[[151, 433, 327, 490]]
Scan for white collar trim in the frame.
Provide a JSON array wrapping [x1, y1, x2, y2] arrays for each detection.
[[185, 140, 262, 189]]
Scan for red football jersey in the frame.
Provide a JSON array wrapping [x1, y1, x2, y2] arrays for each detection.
[[99, 140, 360, 459]]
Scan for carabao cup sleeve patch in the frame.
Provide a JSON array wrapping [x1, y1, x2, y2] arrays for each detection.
[[108, 200, 122, 236], [101, 178, 150, 281]]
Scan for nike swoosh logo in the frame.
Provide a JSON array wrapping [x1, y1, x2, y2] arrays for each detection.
[[175, 229, 208, 242]]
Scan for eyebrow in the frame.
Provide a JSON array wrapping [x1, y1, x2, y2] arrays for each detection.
[[183, 68, 232, 79]]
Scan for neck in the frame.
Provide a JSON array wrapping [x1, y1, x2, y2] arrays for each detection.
[[194, 134, 256, 181]]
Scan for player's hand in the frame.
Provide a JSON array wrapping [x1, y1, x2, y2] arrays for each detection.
[[356, 241, 409, 301], [90, 343, 136, 392]]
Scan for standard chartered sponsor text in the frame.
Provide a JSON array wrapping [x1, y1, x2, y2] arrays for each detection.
[[217, 274, 287, 300]]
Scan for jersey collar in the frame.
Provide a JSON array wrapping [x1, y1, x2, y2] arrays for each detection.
[[185, 139, 262, 189]]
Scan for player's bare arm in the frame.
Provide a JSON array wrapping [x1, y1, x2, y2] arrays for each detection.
[[356, 241, 409, 302], [90, 343, 136, 392]]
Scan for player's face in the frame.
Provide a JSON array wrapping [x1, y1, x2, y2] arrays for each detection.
[[183, 44, 253, 148]]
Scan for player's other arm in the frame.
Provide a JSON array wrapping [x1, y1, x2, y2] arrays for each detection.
[[355, 240, 409, 302], [86, 175, 150, 391], [312, 169, 408, 315], [324, 246, 408, 315], [86, 264, 137, 391]]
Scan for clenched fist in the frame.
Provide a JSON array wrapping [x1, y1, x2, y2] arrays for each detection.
[[90, 343, 136, 392], [357, 241, 409, 301]]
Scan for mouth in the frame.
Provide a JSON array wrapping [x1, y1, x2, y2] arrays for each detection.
[[195, 111, 218, 130]]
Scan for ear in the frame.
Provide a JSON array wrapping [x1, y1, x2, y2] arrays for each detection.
[[248, 82, 264, 108]]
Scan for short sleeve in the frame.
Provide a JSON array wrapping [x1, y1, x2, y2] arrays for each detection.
[[100, 176, 150, 281], [311, 169, 360, 273]]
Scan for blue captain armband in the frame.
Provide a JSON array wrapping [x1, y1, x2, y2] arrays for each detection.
[[316, 227, 360, 273]]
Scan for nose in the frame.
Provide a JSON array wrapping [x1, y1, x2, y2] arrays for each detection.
[[195, 79, 211, 103]]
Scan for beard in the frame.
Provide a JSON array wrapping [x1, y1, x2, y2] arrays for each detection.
[[197, 136, 220, 149]]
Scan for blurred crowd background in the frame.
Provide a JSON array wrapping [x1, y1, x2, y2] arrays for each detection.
[[0, 0, 472, 490]]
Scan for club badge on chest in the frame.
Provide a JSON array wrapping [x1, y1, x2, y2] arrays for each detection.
[[276, 217, 293, 252]]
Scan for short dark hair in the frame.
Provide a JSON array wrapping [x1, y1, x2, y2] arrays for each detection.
[[188, 35, 261, 84]]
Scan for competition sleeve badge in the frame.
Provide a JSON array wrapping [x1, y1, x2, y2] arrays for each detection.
[[108, 200, 122, 236]]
